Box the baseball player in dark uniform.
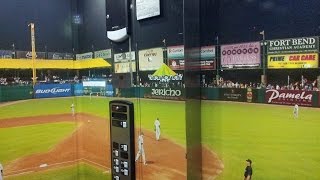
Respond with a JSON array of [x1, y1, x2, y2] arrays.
[[244, 159, 253, 180]]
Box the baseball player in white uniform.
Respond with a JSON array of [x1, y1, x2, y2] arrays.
[[293, 104, 299, 119], [135, 132, 147, 165], [71, 103, 75, 116], [0, 162, 3, 180], [154, 118, 161, 141]]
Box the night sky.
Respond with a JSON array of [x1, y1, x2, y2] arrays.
[[218, 0, 320, 44], [0, 0, 320, 52]]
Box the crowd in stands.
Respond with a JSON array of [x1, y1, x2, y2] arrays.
[[1, 74, 319, 91], [209, 77, 319, 91], [0, 74, 112, 86], [0, 77, 30, 86]]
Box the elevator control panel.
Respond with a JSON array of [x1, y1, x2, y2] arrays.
[[109, 100, 135, 180]]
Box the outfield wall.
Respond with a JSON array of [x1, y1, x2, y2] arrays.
[[0, 85, 33, 102], [118, 87, 320, 107], [0, 85, 319, 107]]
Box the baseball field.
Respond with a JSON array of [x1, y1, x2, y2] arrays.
[[0, 97, 220, 179], [0, 97, 319, 179], [202, 101, 320, 180]]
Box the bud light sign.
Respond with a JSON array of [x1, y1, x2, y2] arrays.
[[34, 84, 72, 98]]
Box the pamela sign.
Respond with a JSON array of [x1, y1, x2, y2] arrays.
[[34, 84, 72, 98], [265, 89, 313, 106]]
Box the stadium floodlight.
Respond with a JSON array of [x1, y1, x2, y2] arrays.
[[28, 23, 37, 88]]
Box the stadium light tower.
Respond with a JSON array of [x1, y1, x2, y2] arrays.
[[260, 30, 266, 75], [28, 23, 37, 87]]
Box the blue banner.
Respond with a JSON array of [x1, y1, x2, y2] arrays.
[[106, 84, 114, 97], [74, 83, 84, 96], [0, 50, 12, 59], [34, 84, 72, 98]]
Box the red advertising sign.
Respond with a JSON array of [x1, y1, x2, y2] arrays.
[[167, 46, 216, 70], [168, 59, 184, 70], [221, 42, 260, 68], [265, 89, 313, 106]]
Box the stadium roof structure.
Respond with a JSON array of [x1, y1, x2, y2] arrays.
[[0, 58, 111, 69]]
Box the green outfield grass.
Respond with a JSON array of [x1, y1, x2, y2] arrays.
[[6, 163, 110, 180], [3, 97, 320, 179], [77, 97, 186, 145], [0, 97, 185, 179], [0, 98, 76, 119], [202, 101, 320, 180], [0, 122, 76, 164], [0, 97, 186, 145]]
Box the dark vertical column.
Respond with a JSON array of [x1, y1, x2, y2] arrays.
[[183, 0, 202, 179]]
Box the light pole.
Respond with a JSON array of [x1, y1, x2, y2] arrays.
[[162, 38, 167, 65], [129, 36, 133, 86], [215, 36, 219, 81], [260, 30, 266, 75], [28, 23, 37, 87], [260, 30, 267, 86], [11, 43, 15, 59]]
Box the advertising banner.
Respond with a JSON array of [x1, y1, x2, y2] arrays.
[[76, 52, 93, 60], [168, 45, 216, 70], [48, 52, 63, 60], [219, 88, 247, 102], [47, 52, 74, 60], [144, 87, 185, 100], [221, 42, 260, 68], [83, 81, 106, 95], [64, 53, 74, 59], [0, 50, 12, 59], [94, 49, 112, 59], [139, 47, 163, 71], [268, 53, 318, 69], [106, 84, 114, 97], [114, 52, 135, 63], [265, 89, 313, 106], [167, 45, 184, 70], [83, 81, 106, 87], [200, 46, 216, 70], [267, 36, 319, 54], [184, 46, 217, 70], [168, 59, 184, 70], [115, 62, 136, 73], [74, 83, 84, 96], [167, 45, 184, 59], [34, 84, 72, 98], [16, 51, 46, 59]]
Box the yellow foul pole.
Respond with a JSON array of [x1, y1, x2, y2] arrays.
[[29, 23, 37, 87]]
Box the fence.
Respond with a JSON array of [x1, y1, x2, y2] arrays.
[[0, 85, 33, 102], [0, 85, 319, 108]]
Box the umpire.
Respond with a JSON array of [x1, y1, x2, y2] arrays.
[[244, 159, 253, 180]]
